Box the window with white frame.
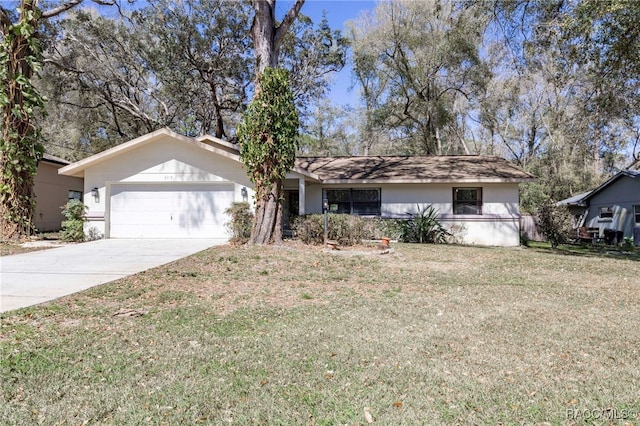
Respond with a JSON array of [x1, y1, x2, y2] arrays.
[[453, 187, 482, 215], [323, 188, 381, 215], [599, 206, 613, 220], [634, 205, 640, 223]]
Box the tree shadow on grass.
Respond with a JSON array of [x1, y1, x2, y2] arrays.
[[528, 241, 640, 262]]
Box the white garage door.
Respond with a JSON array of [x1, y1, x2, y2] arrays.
[[109, 183, 235, 239]]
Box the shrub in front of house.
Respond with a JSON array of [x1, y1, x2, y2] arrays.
[[61, 199, 87, 242], [292, 214, 394, 245], [621, 237, 636, 252], [225, 202, 254, 243], [292, 210, 454, 246]]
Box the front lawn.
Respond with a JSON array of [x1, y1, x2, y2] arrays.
[[1, 242, 639, 424]]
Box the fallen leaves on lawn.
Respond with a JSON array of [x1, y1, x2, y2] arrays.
[[364, 406, 374, 423]]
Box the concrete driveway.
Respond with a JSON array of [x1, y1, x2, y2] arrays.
[[0, 238, 225, 313]]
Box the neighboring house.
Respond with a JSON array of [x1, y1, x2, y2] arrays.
[[59, 128, 535, 246], [558, 171, 640, 245], [34, 153, 84, 232], [557, 191, 593, 224]]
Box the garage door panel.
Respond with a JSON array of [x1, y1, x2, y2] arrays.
[[109, 183, 234, 239]]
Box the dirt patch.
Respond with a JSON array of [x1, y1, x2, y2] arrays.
[[0, 242, 46, 256], [20, 240, 70, 249], [1, 235, 68, 256]]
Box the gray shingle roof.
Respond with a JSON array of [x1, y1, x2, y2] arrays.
[[295, 155, 535, 183], [42, 153, 70, 165]]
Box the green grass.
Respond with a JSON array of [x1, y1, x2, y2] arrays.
[[1, 242, 639, 424]]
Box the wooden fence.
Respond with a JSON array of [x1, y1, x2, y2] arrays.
[[520, 214, 544, 241]]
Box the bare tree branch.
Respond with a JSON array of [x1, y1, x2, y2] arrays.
[[273, 0, 304, 52], [41, 0, 83, 19], [41, 0, 116, 19]]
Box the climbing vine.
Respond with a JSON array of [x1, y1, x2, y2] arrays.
[[0, 1, 46, 239], [237, 68, 299, 200], [236, 67, 299, 244]]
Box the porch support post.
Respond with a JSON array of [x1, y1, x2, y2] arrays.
[[298, 178, 306, 215]]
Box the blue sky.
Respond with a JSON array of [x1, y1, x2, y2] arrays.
[[279, 0, 375, 28], [279, 0, 377, 106]]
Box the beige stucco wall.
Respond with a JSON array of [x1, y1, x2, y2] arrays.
[[34, 161, 84, 232]]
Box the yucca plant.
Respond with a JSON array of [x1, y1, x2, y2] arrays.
[[400, 204, 451, 244]]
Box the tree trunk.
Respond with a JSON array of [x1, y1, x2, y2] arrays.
[[248, 0, 304, 244], [251, 0, 305, 74], [251, 1, 277, 74], [2, 3, 125, 240], [250, 181, 283, 244]]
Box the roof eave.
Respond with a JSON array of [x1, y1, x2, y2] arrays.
[[41, 153, 70, 166], [59, 128, 245, 177], [320, 177, 536, 184], [288, 167, 322, 182]]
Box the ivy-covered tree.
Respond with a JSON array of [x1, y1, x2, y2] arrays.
[[237, 67, 299, 244], [1, 1, 45, 240], [0, 0, 114, 240], [238, 0, 304, 244]]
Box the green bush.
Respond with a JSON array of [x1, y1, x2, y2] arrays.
[[536, 199, 573, 248], [224, 202, 253, 243], [398, 205, 451, 244], [375, 219, 404, 241], [621, 237, 636, 252], [292, 214, 396, 245], [60, 199, 86, 242], [291, 212, 455, 246]]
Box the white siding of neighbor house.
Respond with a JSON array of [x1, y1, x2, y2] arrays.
[[584, 175, 640, 239], [82, 136, 254, 238], [304, 182, 521, 246]]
